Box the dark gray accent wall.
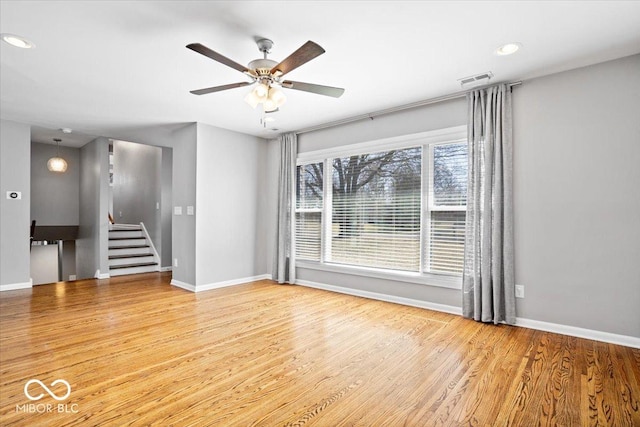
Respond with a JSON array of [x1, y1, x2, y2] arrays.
[[0, 120, 31, 288], [169, 124, 197, 285], [161, 147, 173, 269], [30, 142, 80, 226], [112, 140, 162, 251], [77, 137, 110, 279]]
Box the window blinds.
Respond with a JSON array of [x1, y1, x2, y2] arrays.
[[330, 148, 422, 272], [295, 139, 467, 276], [426, 143, 467, 274]]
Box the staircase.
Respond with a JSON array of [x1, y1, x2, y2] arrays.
[[108, 224, 158, 277]]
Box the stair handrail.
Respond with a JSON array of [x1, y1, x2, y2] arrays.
[[139, 222, 161, 272]]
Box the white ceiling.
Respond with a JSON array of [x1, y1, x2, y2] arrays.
[[2, 1, 640, 147]]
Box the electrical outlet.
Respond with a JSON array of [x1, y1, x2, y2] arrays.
[[174, 258, 178, 267], [515, 285, 525, 299], [6, 191, 21, 200]]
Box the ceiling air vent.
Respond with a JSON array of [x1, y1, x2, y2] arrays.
[[458, 71, 494, 88]]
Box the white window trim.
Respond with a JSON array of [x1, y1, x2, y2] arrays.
[[297, 260, 462, 290], [295, 125, 467, 290], [297, 125, 467, 165]]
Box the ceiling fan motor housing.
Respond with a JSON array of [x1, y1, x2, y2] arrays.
[[248, 58, 278, 76]]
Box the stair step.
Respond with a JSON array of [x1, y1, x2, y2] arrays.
[[108, 230, 143, 238], [109, 266, 157, 277], [109, 238, 148, 247], [109, 244, 150, 250], [109, 236, 146, 241], [109, 253, 153, 260], [110, 262, 158, 270], [109, 246, 152, 256], [109, 227, 141, 231], [109, 254, 155, 267]]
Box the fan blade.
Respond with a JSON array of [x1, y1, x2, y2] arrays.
[[281, 80, 345, 98], [270, 41, 325, 76], [187, 43, 253, 75], [190, 82, 252, 95]]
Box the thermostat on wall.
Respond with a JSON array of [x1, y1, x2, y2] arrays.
[[6, 191, 22, 200]]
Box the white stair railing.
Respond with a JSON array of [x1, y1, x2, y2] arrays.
[[139, 222, 161, 272]]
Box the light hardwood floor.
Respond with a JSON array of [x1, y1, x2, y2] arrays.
[[1, 272, 638, 426]]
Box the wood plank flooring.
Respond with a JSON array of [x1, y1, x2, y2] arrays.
[[0, 272, 638, 426]]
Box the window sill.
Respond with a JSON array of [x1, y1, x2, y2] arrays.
[[296, 260, 462, 290]]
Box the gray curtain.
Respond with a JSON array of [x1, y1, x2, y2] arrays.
[[272, 132, 297, 284], [462, 83, 516, 324]]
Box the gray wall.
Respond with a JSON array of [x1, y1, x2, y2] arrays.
[[30, 244, 58, 285], [30, 142, 80, 225], [195, 123, 267, 287], [77, 137, 110, 279], [277, 54, 640, 338], [0, 120, 31, 288], [30, 241, 76, 284], [112, 140, 162, 250], [513, 54, 640, 337], [169, 123, 197, 285], [161, 147, 173, 269]]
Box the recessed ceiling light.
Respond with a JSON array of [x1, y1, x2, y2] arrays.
[[495, 42, 521, 56], [1, 33, 35, 49]]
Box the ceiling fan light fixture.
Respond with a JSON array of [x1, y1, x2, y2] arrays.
[[188, 38, 343, 118], [269, 87, 286, 107], [254, 83, 269, 99], [263, 98, 278, 112], [244, 91, 261, 108]]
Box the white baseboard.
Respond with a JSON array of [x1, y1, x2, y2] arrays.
[[160, 266, 173, 272], [170, 279, 195, 292], [195, 274, 271, 292], [0, 279, 33, 292], [94, 270, 110, 280], [515, 318, 640, 349], [296, 279, 462, 315], [295, 279, 639, 349]]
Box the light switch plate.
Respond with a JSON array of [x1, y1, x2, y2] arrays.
[[174, 206, 182, 215]]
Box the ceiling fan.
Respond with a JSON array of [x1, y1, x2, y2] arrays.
[[186, 38, 345, 113]]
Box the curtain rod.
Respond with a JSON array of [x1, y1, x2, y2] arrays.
[[295, 81, 522, 135]]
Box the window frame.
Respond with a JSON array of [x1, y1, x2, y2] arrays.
[[295, 125, 467, 289], [423, 142, 468, 277]]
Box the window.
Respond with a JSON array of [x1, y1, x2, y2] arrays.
[[330, 147, 422, 272], [295, 127, 467, 284], [426, 143, 467, 274], [295, 163, 323, 261]]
